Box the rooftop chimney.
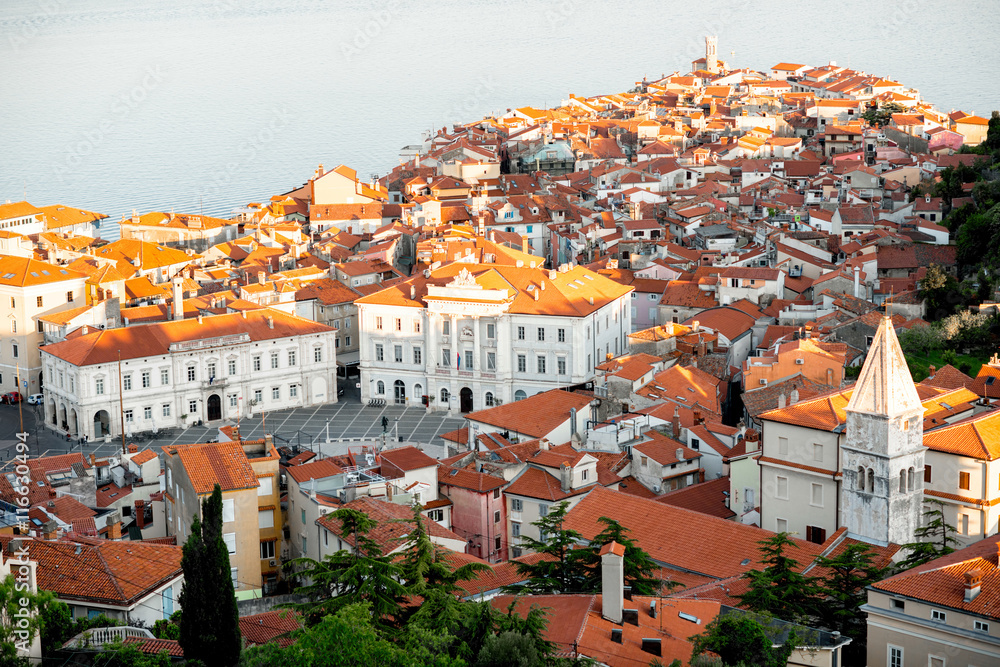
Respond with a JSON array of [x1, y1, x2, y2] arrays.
[[672, 405, 680, 439], [676, 447, 684, 461], [539, 438, 550, 451], [266, 316, 274, 329], [778, 392, 787, 409], [560, 463, 572, 493], [172, 276, 184, 320], [929, 365, 936, 377], [600, 541, 626, 624], [790, 385, 799, 405], [964, 569, 982, 602]]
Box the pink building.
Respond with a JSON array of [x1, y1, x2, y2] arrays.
[[438, 466, 508, 563]]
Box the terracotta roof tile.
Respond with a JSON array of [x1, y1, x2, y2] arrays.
[[379, 446, 438, 473], [315, 496, 463, 554], [239, 610, 302, 646], [165, 441, 260, 494], [285, 458, 344, 484], [438, 466, 506, 492], [120, 637, 184, 657], [466, 389, 593, 438]]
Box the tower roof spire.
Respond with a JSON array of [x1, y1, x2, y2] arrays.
[[846, 315, 922, 417]]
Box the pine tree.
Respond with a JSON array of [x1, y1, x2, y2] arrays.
[[735, 532, 818, 624], [576, 517, 668, 596], [506, 501, 589, 593], [178, 484, 241, 667], [897, 500, 960, 571], [812, 543, 888, 664]]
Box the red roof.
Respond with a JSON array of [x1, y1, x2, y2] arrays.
[[379, 446, 438, 473], [656, 477, 736, 520], [239, 610, 302, 646], [285, 458, 343, 484], [466, 389, 593, 438], [164, 441, 260, 495]]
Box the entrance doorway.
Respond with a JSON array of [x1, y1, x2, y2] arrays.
[[94, 410, 110, 436], [393, 380, 406, 405], [460, 387, 473, 413], [207, 394, 221, 421]]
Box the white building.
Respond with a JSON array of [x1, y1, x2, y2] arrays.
[[40, 308, 336, 439], [355, 262, 633, 413]]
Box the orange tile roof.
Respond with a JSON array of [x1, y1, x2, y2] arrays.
[[316, 496, 462, 554], [438, 466, 507, 492], [923, 409, 1000, 460], [239, 610, 302, 646], [2, 535, 182, 606], [633, 432, 701, 466], [505, 466, 595, 502], [43, 308, 331, 366], [39, 204, 107, 229], [564, 486, 826, 579], [130, 449, 157, 466], [465, 389, 594, 438], [120, 637, 184, 657], [379, 446, 438, 473], [46, 496, 97, 523], [656, 477, 735, 519], [165, 441, 260, 494], [96, 482, 133, 508], [0, 255, 87, 287], [285, 458, 344, 484], [92, 239, 197, 271]]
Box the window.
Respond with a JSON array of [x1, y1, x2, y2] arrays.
[[313, 347, 322, 363], [485, 392, 494, 407], [186, 367, 195, 382], [268, 352, 277, 369], [891, 599, 904, 610], [960, 471, 970, 490], [493, 488, 501, 499], [931, 609, 947, 622], [494, 510, 501, 523], [391, 317, 400, 332], [776, 476, 788, 499], [413, 320, 421, 333], [272, 386, 280, 400], [376, 381, 385, 395], [539, 504, 549, 517], [690, 438, 700, 450], [36, 296, 43, 307], [258, 509, 274, 529], [123, 374, 132, 391], [10, 322, 15, 335], [413, 347, 422, 364], [495, 535, 501, 552], [537, 327, 545, 341], [375, 344, 384, 362], [141, 371, 150, 388], [961, 514, 969, 535], [124, 409, 134, 423], [143, 406, 152, 420], [975, 620, 989, 632], [95, 378, 104, 395], [813, 443, 823, 461], [394, 345, 402, 363], [582, 469, 588, 481], [511, 547, 522, 558], [558, 328, 565, 342], [512, 522, 521, 537], [229, 394, 238, 407], [465, 351, 473, 370], [517, 355, 526, 373], [536, 356, 546, 374], [517, 326, 525, 340], [776, 518, 787, 533], [161, 369, 169, 385], [440, 388, 449, 403], [228, 359, 237, 375], [223, 532, 236, 554], [260, 541, 275, 559], [289, 384, 298, 398], [641, 456, 648, 468], [805, 525, 826, 544], [253, 355, 261, 372], [924, 465, 932, 483], [511, 499, 522, 512], [345, 336, 351, 346], [487, 323, 495, 339], [222, 499, 235, 523], [162, 403, 171, 417], [811, 483, 823, 507], [778, 437, 788, 455], [188, 399, 197, 414], [375, 316, 383, 330], [231, 567, 238, 588], [441, 348, 451, 367], [442, 320, 450, 335], [486, 351, 496, 371], [253, 390, 262, 403], [557, 356, 566, 375]]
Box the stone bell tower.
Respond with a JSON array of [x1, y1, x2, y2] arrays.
[[705, 36, 719, 73], [841, 315, 925, 546]]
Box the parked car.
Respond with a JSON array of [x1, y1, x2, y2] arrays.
[[27, 393, 44, 405], [1, 392, 23, 404]]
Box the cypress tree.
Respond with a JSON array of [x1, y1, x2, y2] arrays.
[[178, 483, 242, 666]]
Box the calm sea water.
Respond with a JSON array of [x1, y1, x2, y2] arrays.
[[1, 0, 997, 235]]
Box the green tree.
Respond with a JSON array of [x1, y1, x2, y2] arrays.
[[898, 500, 961, 571], [0, 573, 56, 665], [812, 543, 888, 664], [576, 517, 667, 596], [285, 507, 407, 627], [861, 102, 905, 128], [507, 502, 589, 594], [178, 484, 241, 667], [735, 532, 818, 624], [956, 203, 1000, 270], [690, 613, 797, 667], [93, 639, 173, 667], [897, 324, 943, 357], [985, 110, 1000, 151], [152, 610, 181, 640], [475, 631, 541, 667], [919, 264, 962, 321]]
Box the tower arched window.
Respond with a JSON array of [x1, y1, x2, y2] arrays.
[[908, 467, 915, 491], [867, 469, 875, 493], [858, 466, 866, 492], [900, 469, 907, 493]]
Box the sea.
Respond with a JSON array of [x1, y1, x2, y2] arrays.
[[1, 0, 997, 241]]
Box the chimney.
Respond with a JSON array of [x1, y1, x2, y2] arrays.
[[600, 541, 626, 624], [778, 392, 787, 409], [964, 570, 982, 602], [90, 454, 97, 466], [410, 285, 416, 300], [257, 271, 265, 284], [134, 500, 147, 529], [266, 316, 274, 329], [692, 320, 700, 333], [82, 326, 88, 335], [539, 438, 550, 451], [107, 513, 122, 540], [672, 405, 680, 439], [790, 385, 799, 405], [560, 463, 572, 493], [676, 447, 684, 461], [264, 434, 274, 450], [929, 365, 936, 377], [172, 276, 184, 320], [128, 443, 138, 453], [197, 315, 203, 325]]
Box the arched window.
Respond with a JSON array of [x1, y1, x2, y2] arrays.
[[908, 467, 915, 492], [440, 387, 450, 403], [858, 466, 866, 492], [485, 392, 494, 407], [376, 381, 384, 395], [514, 390, 527, 401], [900, 469, 907, 493], [414, 383, 423, 399], [867, 469, 875, 493]]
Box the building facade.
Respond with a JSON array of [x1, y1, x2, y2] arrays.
[[356, 262, 632, 413], [40, 309, 336, 439]]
